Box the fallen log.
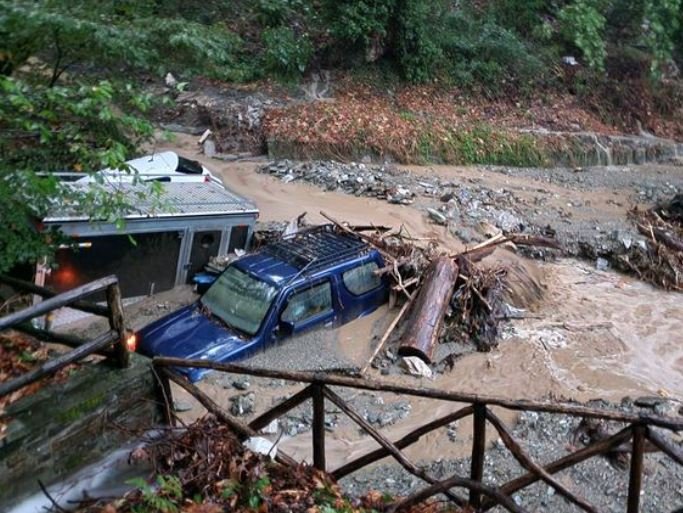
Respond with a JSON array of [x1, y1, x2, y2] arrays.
[[397, 256, 459, 364]]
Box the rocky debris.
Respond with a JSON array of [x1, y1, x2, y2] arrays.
[[232, 377, 251, 390], [230, 392, 255, 416], [172, 400, 192, 413], [363, 400, 412, 428], [156, 85, 288, 154], [259, 159, 683, 289], [258, 160, 542, 247]]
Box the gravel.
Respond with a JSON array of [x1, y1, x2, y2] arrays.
[[258, 160, 683, 263]]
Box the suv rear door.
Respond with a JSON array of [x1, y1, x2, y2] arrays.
[[338, 258, 387, 322]]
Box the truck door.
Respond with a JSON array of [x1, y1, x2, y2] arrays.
[[338, 259, 388, 322], [278, 280, 336, 335]]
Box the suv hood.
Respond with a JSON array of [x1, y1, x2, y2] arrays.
[[138, 303, 258, 380]]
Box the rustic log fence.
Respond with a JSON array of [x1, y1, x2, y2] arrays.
[[0, 275, 130, 398], [153, 356, 683, 513]]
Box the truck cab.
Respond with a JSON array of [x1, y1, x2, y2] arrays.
[[137, 225, 388, 381]]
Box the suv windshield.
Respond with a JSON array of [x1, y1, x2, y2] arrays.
[[201, 266, 277, 335]]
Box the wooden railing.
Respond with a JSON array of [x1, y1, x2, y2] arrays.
[[153, 357, 683, 513], [0, 275, 130, 398]]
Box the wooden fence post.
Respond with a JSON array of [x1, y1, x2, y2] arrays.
[[312, 383, 326, 471], [154, 365, 175, 426], [470, 403, 487, 508], [627, 424, 646, 513], [106, 282, 129, 367]]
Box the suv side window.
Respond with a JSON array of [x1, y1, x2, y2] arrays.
[[343, 261, 382, 295], [281, 282, 332, 323]]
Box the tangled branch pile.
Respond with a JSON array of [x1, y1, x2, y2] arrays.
[[320, 212, 554, 364], [616, 194, 683, 291], [76, 416, 446, 513]]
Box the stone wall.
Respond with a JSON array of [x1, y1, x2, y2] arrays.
[[0, 354, 163, 509]]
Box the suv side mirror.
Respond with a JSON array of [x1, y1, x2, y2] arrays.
[[278, 320, 295, 337]]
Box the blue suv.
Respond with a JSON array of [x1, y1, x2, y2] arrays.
[[137, 225, 389, 381]]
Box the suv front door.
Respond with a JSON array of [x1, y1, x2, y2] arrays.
[[279, 280, 336, 335]]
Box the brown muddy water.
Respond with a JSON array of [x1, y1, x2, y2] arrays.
[[160, 136, 682, 470]]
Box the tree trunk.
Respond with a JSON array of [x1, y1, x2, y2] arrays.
[[397, 256, 459, 363]]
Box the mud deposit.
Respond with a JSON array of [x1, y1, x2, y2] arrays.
[[98, 135, 683, 507]]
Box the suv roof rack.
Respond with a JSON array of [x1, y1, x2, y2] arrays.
[[263, 224, 370, 273]]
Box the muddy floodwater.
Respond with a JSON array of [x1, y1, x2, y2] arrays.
[[154, 135, 682, 472]]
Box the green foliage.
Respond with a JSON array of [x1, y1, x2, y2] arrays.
[[558, 0, 607, 71], [262, 26, 313, 79], [438, 12, 544, 92], [0, 0, 245, 84], [0, 76, 155, 273], [256, 0, 312, 27], [393, 0, 443, 83], [128, 475, 183, 513], [324, 0, 395, 48], [641, 0, 682, 78], [488, 0, 550, 38], [417, 126, 547, 167]]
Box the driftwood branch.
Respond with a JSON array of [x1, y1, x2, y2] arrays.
[[454, 233, 561, 260], [320, 211, 396, 262], [360, 298, 413, 374], [637, 224, 683, 252]]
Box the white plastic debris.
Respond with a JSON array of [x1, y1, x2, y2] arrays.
[[165, 72, 177, 87], [260, 419, 279, 435], [245, 437, 278, 458], [401, 356, 433, 379]]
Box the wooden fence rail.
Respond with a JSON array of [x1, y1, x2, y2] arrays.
[[152, 357, 683, 513], [0, 275, 129, 398]]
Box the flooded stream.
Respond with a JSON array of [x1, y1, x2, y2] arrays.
[[153, 135, 682, 471]]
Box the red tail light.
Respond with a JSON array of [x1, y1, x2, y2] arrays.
[[125, 332, 138, 352]]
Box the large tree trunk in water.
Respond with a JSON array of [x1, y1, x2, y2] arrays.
[[398, 256, 459, 364]]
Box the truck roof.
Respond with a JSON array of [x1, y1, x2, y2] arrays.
[[235, 225, 376, 286], [44, 181, 258, 223]]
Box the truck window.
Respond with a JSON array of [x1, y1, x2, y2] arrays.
[[342, 262, 382, 295], [281, 282, 332, 323]]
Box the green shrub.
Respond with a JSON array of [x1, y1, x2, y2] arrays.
[[393, 0, 443, 83], [438, 12, 544, 92], [262, 26, 313, 78], [323, 0, 395, 49], [558, 1, 607, 71]]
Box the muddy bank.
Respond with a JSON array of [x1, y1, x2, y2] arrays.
[[157, 81, 683, 167]]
